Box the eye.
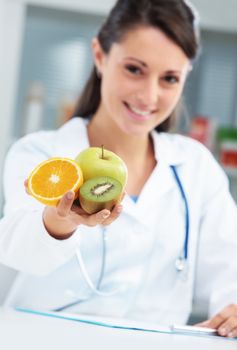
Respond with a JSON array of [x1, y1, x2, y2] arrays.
[[163, 75, 179, 84], [125, 64, 143, 76]]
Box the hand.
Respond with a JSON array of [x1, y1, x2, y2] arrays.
[[195, 304, 237, 338], [24, 180, 124, 240]]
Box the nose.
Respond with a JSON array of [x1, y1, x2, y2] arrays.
[[136, 78, 159, 110]]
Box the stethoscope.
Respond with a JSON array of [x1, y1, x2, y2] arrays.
[[170, 165, 190, 273], [54, 165, 190, 312]]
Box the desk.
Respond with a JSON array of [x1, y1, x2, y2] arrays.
[[0, 308, 236, 350]]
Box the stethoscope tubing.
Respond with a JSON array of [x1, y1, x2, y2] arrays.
[[170, 165, 190, 260], [53, 165, 190, 312]]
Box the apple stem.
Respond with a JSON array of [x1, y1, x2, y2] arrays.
[[101, 144, 104, 159]]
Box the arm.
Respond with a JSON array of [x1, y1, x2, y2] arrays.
[[193, 161, 237, 337], [0, 132, 78, 275], [0, 133, 121, 275]]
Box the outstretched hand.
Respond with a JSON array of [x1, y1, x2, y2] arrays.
[[195, 304, 237, 338], [24, 180, 124, 240]]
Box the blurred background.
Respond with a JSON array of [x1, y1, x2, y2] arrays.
[[1, 0, 237, 308]]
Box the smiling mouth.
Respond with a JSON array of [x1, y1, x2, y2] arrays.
[[124, 102, 155, 119]]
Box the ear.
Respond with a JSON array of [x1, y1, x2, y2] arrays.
[[91, 37, 106, 75]]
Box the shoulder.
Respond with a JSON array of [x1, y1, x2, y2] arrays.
[[4, 117, 89, 176], [7, 117, 88, 160], [7, 129, 56, 161], [168, 134, 225, 176], [153, 131, 216, 165], [153, 131, 229, 194]]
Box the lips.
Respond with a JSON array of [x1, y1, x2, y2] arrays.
[[129, 105, 151, 116], [124, 102, 155, 121]]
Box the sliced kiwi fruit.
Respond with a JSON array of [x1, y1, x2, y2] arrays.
[[79, 176, 123, 214]]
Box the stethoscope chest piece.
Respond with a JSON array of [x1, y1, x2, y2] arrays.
[[175, 257, 186, 271], [175, 256, 188, 281]]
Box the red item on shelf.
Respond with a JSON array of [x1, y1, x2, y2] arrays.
[[220, 142, 237, 168], [189, 116, 215, 150]]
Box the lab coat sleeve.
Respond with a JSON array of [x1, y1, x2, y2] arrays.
[[0, 132, 80, 275], [193, 153, 237, 317]]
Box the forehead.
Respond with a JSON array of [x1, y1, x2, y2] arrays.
[[110, 26, 189, 70]]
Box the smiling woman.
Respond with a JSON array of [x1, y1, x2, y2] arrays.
[[90, 26, 191, 136], [74, 0, 199, 133], [1, 0, 237, 339]]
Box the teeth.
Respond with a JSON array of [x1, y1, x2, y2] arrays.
[[129, 105, 151, 116]]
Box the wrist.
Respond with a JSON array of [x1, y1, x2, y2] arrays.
[[43, 208, 78, 240], [46, 229, 76, 240]]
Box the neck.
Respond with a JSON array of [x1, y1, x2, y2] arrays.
[[87, 113, 153, 165], [87, 110, 157, 196]]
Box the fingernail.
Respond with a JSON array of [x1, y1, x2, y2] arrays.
[[219, 328, 227, 336], [102, 211, 110, 219], [66, 192, 74, 200], [228, 332, 234, 338], [116, 205, 123, 213]]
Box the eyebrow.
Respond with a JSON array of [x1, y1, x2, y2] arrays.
[[165, 70, 182, 75], [124, 57, 147, 67]]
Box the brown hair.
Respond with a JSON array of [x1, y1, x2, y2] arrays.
[[73, 0, 200, 132]]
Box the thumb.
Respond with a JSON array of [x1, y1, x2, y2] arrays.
[[194, 320, 211, 327], [24, 179, 30, 194], [56, 191, 75, 217]]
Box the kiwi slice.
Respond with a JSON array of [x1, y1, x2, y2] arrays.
[[79, 176, 122, 214]]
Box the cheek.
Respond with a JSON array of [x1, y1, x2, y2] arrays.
[[102, 73, 133, 106], [162, 87, 183, 111]]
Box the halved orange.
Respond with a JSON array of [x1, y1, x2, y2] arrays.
[[28, 157, 83, 206]]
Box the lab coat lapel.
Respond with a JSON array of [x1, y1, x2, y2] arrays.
[[122, 131, 186, 228], [122, 161, 176, 227]]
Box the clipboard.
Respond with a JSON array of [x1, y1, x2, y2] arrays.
[[15, 307, 236, 341], [15, 307, 171, 334]]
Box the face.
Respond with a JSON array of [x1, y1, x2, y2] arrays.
[[93, 26, 191, 136]]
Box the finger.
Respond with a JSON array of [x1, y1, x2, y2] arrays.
[[226, 327, 237, 339], [71, 203, 89, 216], [71, 199, 99, 218], [24, 179, 30, 194], [84, 209, 111, 227], [200, 304, 237, 330], [217, 315, 237, 337], [120, 191, 126, 202], [195, 320, 212, 327], [56, 191, 75, 217], [102, 204, 123, 226]]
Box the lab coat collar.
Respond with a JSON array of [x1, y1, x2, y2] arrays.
[[151, 130, 186, 166], [54, 118, 186, 166], [122, 131, 187, 228]]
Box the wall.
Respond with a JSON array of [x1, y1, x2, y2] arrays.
[[192, 0, 237, 33], [21, 0, 116, 14], [0, 0, 25, 210]]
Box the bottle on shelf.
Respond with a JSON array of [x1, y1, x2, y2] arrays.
[[216, 127, 237, 178], [188, 115, 217, 152], [22, 81, 45, 135]]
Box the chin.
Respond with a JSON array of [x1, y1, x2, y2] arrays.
[[120, 123, 151, 137]]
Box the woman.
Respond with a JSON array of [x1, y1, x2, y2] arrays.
[[1, 0, 237, 337]]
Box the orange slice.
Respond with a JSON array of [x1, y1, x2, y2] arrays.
[[28, 157, 83, 206]]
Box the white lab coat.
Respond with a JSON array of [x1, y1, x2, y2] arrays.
[[0, 117, 237, 326]]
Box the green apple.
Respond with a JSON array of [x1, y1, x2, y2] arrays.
[[75, 146, 128, 189]]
